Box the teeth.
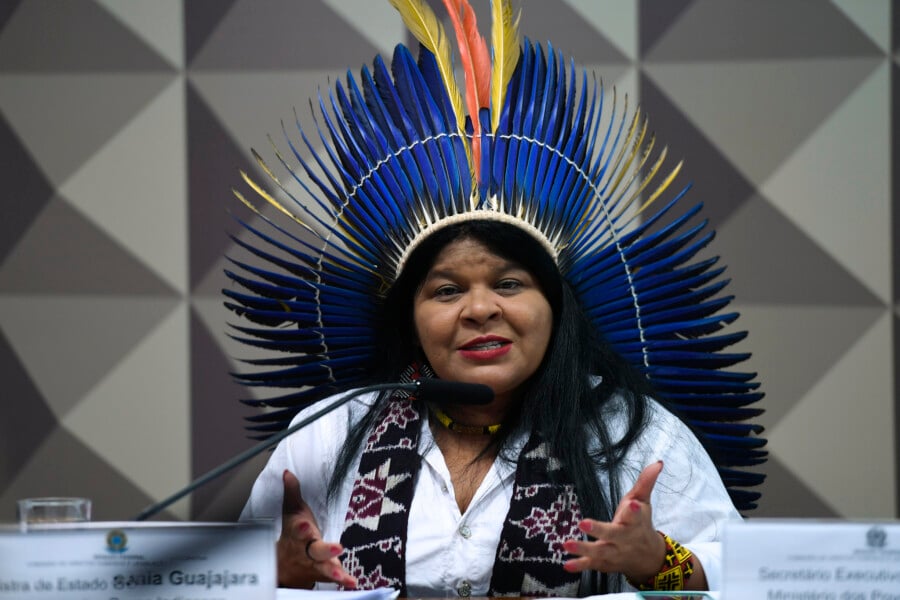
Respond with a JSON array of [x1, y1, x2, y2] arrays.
[[468, 341, 503, 350]]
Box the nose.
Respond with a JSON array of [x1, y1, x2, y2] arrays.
[[460, 286, 501, 324]]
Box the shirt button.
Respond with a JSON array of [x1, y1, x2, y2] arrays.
[[441, 484, 449, 493], [457, 580, 472, 597], [459, 524, 472, 539]]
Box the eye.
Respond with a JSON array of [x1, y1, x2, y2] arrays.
[[495, 278, 523, 292], [433, 284, 461, 299]]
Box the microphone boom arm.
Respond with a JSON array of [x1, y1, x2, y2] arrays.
[[133, 382, 412, 521]]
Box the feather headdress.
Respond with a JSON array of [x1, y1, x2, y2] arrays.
[[224, 0, 766, 510]]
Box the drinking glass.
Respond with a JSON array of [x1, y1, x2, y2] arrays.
[[16, 497, 91, 530]]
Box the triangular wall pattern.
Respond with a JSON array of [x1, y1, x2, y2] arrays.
[[0, 0, 895, 523]]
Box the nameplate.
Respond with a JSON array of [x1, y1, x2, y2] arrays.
[[0, 520, 275, 599], [723, 519, 900, 599]]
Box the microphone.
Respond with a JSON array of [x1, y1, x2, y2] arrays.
[[133, 379, 493, 521], [414, 379, 493, 405]]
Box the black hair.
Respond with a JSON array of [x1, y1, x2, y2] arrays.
[[327, 220, 657, 534]]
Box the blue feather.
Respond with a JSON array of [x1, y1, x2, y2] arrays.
[[225, 32, 767, 510]]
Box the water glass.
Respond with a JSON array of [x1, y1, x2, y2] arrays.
[[16, 497, 91, 530]]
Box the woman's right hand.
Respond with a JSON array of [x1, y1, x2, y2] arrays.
[[277, 469, 358, 589]]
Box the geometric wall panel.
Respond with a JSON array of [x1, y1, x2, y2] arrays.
[[562, 0, 639, 62], [192, 452, 270, 522], [894, 22, 900, 519], [0, 0, 896, 524], [638, 0, 692, 58], [189, 301, 263, 518], [762, 62, 891, 304], [0, 295, 179, 417], [753, 455, 840, 518], [509, 0, 630, 65], [0, 74, 175, 186], [0, 427, 160, 522], [188, 71, 347, 163], [0, 110, 53, 262], [0, 331, 56, 487], [735, 304, 885, 426], [96, 0, 184, 70], [321, 0, 407, 57], [716, 198, 883, 306], [637, 74, 756, 229], [0, 199, 177, 296], [0, 3, 21, 32], [768, 310, 894, 518], [184, 0, 236, 66], [832, 1, 891, 54], [189, 0, 381, 70], [644, 58, 882, 185], [61, 78, 188, 295], [644, 1, 881, 62], [186, 81, 256, 292], [62, 302, 191, 520], [0, 0, 172, 72]]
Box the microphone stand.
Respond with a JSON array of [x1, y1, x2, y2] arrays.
[[133, 383, 413, 521]]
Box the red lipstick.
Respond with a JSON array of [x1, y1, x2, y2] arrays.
[[458, 335, 511, 360]]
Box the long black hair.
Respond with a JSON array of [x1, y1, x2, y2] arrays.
[[326, 220, 658, 527]]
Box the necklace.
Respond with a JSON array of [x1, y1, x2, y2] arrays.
[[430, 405, 502, 436]]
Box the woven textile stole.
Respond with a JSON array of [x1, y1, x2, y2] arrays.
[[338, 398, 420, 595], [339, 399, 583, 597], [488, 437, 583, 597]]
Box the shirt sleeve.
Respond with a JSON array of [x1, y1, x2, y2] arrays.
[[238, 425, 294, 531], [239, 392, 373, 540], [618, 399, 743, 591]]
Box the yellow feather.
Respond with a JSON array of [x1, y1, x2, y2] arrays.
[[238, 169, 312, 233], [490, 0, 520, 133], [388, 0, 466, 133]]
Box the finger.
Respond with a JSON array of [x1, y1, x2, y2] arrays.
[[330, 565, 358, 588], [611, 462, 662, 525], [562, 538, 605, 557], [304, 539, 344, 563], [312, 557, 357, 588], [281, 469, 305, 515], [624, 460, 663, 505], [281, 471, 323, 543], [611, 490, 650, 525], [287, 519, 313, 541], [577, 519, 616, 541], [563, 555, 592, 573], [562, 538, 617, 574]]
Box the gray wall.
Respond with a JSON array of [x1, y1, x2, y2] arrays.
[[0, 0, 896, 522]]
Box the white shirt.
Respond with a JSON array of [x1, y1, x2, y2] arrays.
[[241, 391, 741, 595]]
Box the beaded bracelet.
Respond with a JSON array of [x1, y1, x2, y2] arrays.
[[626, 531, 694, 591]]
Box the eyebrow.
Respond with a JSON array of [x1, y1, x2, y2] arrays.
[[416, 261, 542, 298], [424, 260, 528, 281]]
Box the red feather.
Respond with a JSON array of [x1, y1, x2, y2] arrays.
[[442, 0, 490, 180], [457, 0, 491, 107]]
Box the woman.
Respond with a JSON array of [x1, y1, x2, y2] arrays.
[[229, 0, 765, 595], [240, 221, 742, 595]]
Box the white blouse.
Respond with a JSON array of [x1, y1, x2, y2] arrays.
[[240, 391, 742, 595]]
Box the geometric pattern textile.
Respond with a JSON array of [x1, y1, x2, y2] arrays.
[[0, 0, 895, 522]]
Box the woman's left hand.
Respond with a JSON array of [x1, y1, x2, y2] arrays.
[[561, 460, 668, 583]]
